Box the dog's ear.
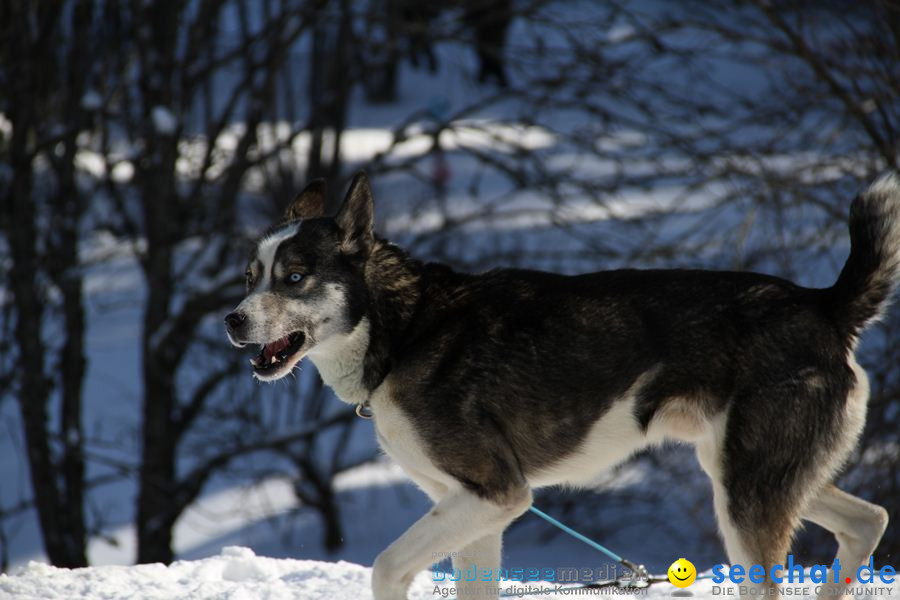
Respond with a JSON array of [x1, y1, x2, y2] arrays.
[[335, 171, 374, 256], [282, 179, 327, 223]]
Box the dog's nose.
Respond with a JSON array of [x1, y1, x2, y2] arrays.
[[224, 311, 246, 333]]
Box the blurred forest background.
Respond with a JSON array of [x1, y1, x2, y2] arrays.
[[0, 0, 898, 574]]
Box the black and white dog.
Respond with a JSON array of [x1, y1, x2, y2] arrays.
[[225, 173, 898, 599]]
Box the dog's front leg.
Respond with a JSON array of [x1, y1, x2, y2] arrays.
[[452, 534, 502, 599], [372, 487, 531, 600]]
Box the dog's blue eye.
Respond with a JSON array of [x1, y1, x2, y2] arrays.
[[288, 273, 304, 283]]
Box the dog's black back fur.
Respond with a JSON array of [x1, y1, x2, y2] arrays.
[[371, 261, 843, 499]]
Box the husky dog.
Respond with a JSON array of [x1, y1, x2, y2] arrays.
[[225, 172, 898, 599]]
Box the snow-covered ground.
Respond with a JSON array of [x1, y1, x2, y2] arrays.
[[4, 547, 899, 600]]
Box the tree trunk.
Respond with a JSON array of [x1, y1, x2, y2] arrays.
[[50, 0, 94, 562], [295, 458, 344, 553], [2, 2, 88, 568], [133, 0, 183, 564], [306, 0, 351, 203], [135, 137, 179, 566], [135, 223, 179, 564]]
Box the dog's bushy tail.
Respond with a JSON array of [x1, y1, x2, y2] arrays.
[[829, 171, 900, 336]]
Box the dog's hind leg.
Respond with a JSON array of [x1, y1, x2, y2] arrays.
[[799, 360, 888, 596], [696, 414, 801, 599], [697, 360, 880, 599], [372, 486, 531, 600], [799, 360, 888, 577], [802, 484, 888, 581]]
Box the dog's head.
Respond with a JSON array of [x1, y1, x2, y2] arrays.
[[225, 172, 374, 381]]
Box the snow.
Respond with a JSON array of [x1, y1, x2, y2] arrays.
[[0, 112, 13, 138], [3, 548, 897, 599], [151, 106, 178, 135], [74, 150, 106, 178], [0, 547, 384, 600], [81, 90, 103, 111], [110, 161, 135, 183], [604, 25, 637, 44]]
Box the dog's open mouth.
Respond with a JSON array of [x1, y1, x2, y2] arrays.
[[250, 331, 306, 376]]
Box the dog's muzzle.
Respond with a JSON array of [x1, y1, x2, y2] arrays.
[[224, 311, 309, 380], [224, 311, 248, 347]]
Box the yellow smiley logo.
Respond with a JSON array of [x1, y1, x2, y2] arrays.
[[667, 558, 697, 588]]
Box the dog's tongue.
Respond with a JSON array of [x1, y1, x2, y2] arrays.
[[263, 335, 291, 361]]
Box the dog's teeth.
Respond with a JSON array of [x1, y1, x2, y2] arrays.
[[250, 357, 259, 367], [270, 356, 277, 364]]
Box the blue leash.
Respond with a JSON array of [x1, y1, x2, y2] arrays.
[[522, 505, 656, 588], [495, 506, 656, 597], [527, 506, 624, 563]]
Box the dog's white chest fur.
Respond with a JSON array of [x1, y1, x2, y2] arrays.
[[307, 317, 371, 405]]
